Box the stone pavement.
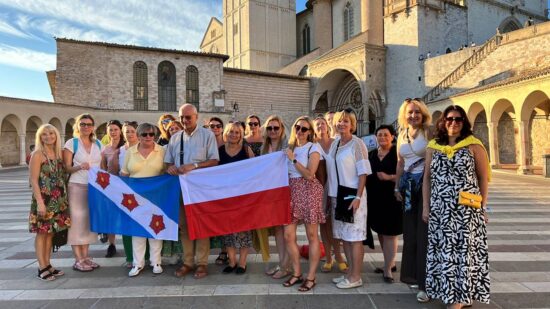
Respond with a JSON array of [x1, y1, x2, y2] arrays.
[[1, 168, 550, 309]]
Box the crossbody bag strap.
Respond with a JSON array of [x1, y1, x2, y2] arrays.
[[334, 140, 341, 187], [179, 134, 184, 166]]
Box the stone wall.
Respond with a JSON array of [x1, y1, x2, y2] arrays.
[[473, 111, 490, 158], [0, 121, 19, 166], [332, 0, 363, 48], [296, 9, 315, 57], [498, 112, 517, 164], [529, 116, 550, 166], [55, 40, 225, 112], [424, 48, 476, 90], [222, 68, 310, 126]]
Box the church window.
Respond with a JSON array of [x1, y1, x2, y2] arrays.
[[158, 61, 176, 111], [302, 24, 311, 55], [186, 65, 199, 110], [133, 61, 148, 111], [211, 29, 216, 38], [233, 23, 238, 35], [344, 2, 354, 41]]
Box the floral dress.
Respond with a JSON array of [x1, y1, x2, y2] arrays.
[[426, 147, 490, 304], [29, 157, 71, 234]]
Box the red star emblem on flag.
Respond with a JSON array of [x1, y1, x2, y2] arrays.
[[149, 214, 165, 234], [96, 172, 110, 189], [121, 193, 139, 211]]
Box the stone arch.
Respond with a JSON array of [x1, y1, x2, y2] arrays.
[[1, 114, 23, 166], [499, 16, 522, 33], [26, 116, 42, 156], [491, 99, 517, 165], [431, 111, 442, 124], [522, 90, 550, 167], [49, 117, 63, 133], [369, 90, 386, 131], [65, 119, 75, 142], [469, 103, 490, 159]]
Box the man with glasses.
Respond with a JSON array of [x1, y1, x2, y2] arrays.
[[165, 103, 219, 279]]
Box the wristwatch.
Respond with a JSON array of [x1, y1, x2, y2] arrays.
[[292, 159, 297, 164], [193, 163, 199, 169]]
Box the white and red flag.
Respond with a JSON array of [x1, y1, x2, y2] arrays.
[[179, 152, 291, 240]]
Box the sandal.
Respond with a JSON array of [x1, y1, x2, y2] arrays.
[[321, 261, 333, 273], [265, 265, 280, 276], [272, 268, 290, 279], [46, 264, 64, 277], [282, 274, 303, 287], [37, 267, 56, 281], [73, 260, 93, 272], [298, 278, 316, 292], [338, 262, 349, 273], [215, 252, 228, 265], [374, 266, 397, 274]]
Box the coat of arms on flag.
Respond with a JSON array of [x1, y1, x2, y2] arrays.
[[88, 168, 180, 241]]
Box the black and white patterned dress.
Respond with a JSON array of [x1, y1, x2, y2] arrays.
[[426, 147, 490, 304]]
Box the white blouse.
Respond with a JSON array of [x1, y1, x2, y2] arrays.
[[64, 138, 102, 184], [287, 142, 322, 178], [326, 136, 372, 197], [398, 131, 427, 174]]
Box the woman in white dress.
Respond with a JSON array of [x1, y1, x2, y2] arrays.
[[326, 109, 371, 289]]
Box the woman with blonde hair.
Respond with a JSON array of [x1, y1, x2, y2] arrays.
[[394, 98, 432, 302], [218, 122, 255, 274], [261, 115, 291, 279], [29, 124, 70, 281], [244, 115, 263, 156], [326, 109, 371, 289], [313, 116, 347, 273], [157, 114, 176, 146], [283, 116, 324, 292], [63, 113, 102, 272]]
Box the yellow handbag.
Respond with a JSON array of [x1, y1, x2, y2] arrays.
[[458, 191, 482, 209]]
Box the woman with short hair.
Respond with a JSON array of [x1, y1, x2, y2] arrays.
[[63, 113, 102, 272], [121, 123, 166, 277], [326, 109, 371, 289], [219, 122, 255, 274], [100, 119, 125, 258], [30, 124, 70, 281], [423, 105, 490, 308], [208, 117, 225, 148], [244, 115, 263, 156], [283, 116, 324, 292], [394, 98, 432, 302]]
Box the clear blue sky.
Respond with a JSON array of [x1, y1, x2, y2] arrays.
[[0, 0, 545, 102]]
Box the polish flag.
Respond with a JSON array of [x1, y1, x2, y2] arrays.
[[179, 152, 291, 240]]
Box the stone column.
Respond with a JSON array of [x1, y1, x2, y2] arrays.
[[364, 0, 384, 46], [516, 120, 531, 174], [312, 0, 333, 54], [19, 134, 26, 166], [487, 122, 500, 168]]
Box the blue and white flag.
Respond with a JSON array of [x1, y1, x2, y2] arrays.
[[88, 167, 180, 241]]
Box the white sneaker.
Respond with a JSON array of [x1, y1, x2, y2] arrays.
[[152, 264, 163, 274], [416, 291, 429, 303], [332, 275, 345, 284], [128, 266, 143, 277], [336, 278, 363, 289]]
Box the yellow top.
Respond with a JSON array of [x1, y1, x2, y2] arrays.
[[122, 143, 165, 178], [427, 135, 491, 181]]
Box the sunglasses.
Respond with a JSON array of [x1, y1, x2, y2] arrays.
[[79, 122, 94, 128], [140, 132, 155, 137], [266, 126, 280, 132], [248, 122, 259, 127], [445, 116, 464, 123], [209, 124, 223, 129], [295, 125, 310, 133]]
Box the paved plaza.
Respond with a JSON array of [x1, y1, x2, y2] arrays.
[[0, 168, 549, 308]]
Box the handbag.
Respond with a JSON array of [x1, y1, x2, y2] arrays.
[[52, 229, 68, 253], [458, 191, 482, 209], [334, 140, 355, 223]]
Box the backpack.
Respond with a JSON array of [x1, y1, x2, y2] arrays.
[[72, 138, 101, 165]]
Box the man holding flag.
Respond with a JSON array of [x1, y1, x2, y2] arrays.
[[165, 103, 219, 279]]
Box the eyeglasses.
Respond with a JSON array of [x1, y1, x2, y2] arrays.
[[266, 126, 280, 132], [248, 122, 259, 127], [295, 125, 310, 133], [445, 116, 464, 123], [180, 115, 194, 121], [140, 132, 155, 137], [209, 124, 223, 129], [79, 122, 94, 128]]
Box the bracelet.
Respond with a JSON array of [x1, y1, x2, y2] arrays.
[[354, 196, 361, 200]]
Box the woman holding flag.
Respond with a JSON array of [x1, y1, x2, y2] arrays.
[[121, 123, 166, 277], [284, 116, 324, 292]]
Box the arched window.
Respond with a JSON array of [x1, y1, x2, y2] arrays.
[[302, 24, 311, 55], [186, 65, 199, 110], [133, 61, 148, 111], [344, 2, 354, 41], [158, 61, 176, 111], [499, 17, 522, 33]]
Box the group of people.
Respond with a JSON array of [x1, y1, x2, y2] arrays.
[[29, 98, 490, 308]]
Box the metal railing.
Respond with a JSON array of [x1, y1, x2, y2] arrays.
[[422, 33, 502, 103]]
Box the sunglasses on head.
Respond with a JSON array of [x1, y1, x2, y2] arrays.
[[107, 120, 121, 126], [295, 125, 310, 133], [124, 121, 138, 126], [266, 126, 280, 132], [209, 124, 223, 129], [341, 108, 354, 114], [140, 132, 155, 137], [405, 97, 422, 102], [445, 116, 464, 123], [79, 122, 94, 128], [161, 118, 173, 124]]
